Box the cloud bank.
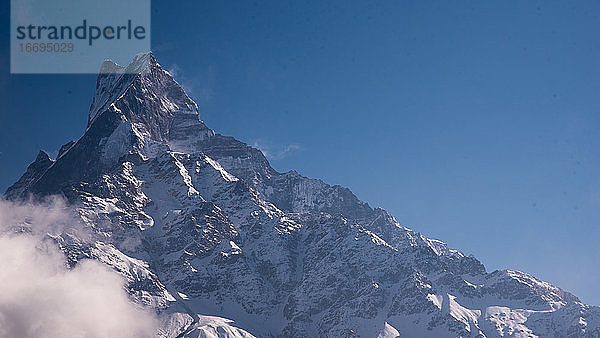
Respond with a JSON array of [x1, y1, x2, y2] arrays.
[[0, 198, 158, 338]]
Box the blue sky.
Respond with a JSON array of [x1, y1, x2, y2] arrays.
[[1, 1, 599, 304]]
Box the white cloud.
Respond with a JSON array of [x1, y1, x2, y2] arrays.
[[166, 63, 215, 107], [0, 198, 158, 338], [252, 140, 301, 161]]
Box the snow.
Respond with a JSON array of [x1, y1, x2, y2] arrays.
[[377, 322, 400, 338], [446, 294, 482, 333], [205, 156, 239, 182], [484, 306, 536, 337], [8, 52, 600, 338], [160, 313, 255, 338], [427, 293, 443, 310]]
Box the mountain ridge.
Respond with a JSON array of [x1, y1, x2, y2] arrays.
[[5, 52, 600, 337]]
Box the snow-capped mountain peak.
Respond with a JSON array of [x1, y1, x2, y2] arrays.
[[88, 52, 209, 145], [5, 54, 600, 337]]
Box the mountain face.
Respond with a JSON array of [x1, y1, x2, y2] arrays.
[[6, 53, 600, 338]]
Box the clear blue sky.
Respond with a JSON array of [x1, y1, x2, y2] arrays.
[[1, 1, 599, 304]]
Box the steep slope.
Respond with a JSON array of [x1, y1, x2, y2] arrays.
[[6, 53, 600, 337]]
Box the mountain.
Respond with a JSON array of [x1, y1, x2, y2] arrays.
[[6, 53, 600, 337]]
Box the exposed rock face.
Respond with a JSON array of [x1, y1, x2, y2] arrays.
[[6, 53, 600, 337], [5, 150, 54, 199]]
